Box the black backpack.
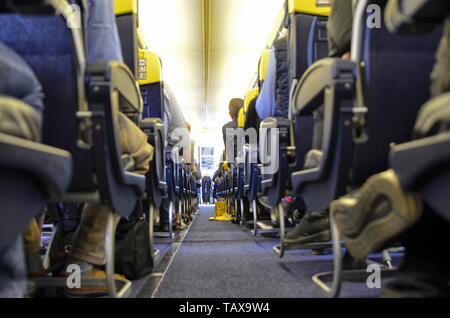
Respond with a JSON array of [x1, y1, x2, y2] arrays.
[[47, 203, 82, 275], [114, 217, 153, 280]]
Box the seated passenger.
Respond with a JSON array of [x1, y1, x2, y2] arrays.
[[283, 0, 354, 245], [68, 0, 154, 294], [0, 41, 46, 297], [163, 82, 188, 150], [332, 8, 450, 297], [222, 98, 244, 161], [158, 82, 189, 232], [327, 0, 353, 60], [255, 3, 290, 121], [307, 0, 353, 165], [15, 0, 154, 296], [255, 28, 289, 120]]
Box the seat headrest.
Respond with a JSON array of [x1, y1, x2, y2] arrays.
[[114, 0, 138, 16], [138, 50, 163, 85], [288, 0, 331, 17], [237, 108, 245, 128], [244, 88, 259, 113], [258, 50, 271, 84]]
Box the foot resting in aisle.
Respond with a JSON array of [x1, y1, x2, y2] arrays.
[[284, 211, 331, 244]]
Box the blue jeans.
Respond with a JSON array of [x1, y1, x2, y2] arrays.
[[0, 42, 44, 122], [86, 0, 124, 63], [0, 236, 26, 298], [0, 41, 44, 298]]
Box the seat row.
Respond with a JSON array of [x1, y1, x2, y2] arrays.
[[218, 0, 450, 297], [0, 0, 199, 297]]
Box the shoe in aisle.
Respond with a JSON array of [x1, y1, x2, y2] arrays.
[[330, 170, 423, 260], [284, 211, 331, 244]]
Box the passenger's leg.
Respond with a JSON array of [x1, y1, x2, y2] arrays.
[[85, 0, 124, 63], [382, 206, 450, 298], [0, 236, 26, 298], [0, 97, 41, 142], [382, 19, 450, 297], [159, 198, 170, 231], [0, 43, 44, 120], [430, 19, 450, 98], [68, 113, 153, 273], [23, 218, 45, 277], [0, 97, 43, 296]]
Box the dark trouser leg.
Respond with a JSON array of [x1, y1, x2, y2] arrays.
[[0, 235, 26, 298], [160, 198, 170, 225], [430, 19, 450, 98], [384, 205, 450, 297]]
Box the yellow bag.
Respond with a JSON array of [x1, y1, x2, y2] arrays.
[[214, 201, 227, 217], [209, 201, 232, 221]]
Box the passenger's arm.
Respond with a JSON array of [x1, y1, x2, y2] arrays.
[[164, 84, 187, 145], [85, 0, 124, 63], [327, 0, 353, 58], [385, 0, 450, 34]]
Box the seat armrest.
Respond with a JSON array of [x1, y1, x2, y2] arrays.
[[87, 60, 143, 116], [290, 58, 355, 206], [141, 118, 167, 205], [259, 117, 290, 206], [390, 132, 450, 190], [293, 58, 355, 117], [0, 133, 72, 198], [87, 61, 145, 198]]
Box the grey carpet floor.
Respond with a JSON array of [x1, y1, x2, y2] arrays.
[[149, 205, 399, 298]]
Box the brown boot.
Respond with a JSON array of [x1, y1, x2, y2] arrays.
[[64, 267, 126, 297]]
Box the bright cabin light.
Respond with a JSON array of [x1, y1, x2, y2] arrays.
[[139, 0, 284, 165]]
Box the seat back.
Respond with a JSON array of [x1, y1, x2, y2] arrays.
[[288, 6, 330, 90], [289, 0, 443, 211], [288, 0, 330, 172], [350, 0, 442, 186], [139, 51, 165, 120], [115, 0, 139, 78], [260, 0, 331, 202], [258, 50, 271, 89], [0, 14, 94, 192], [0, 10, 145, 216]]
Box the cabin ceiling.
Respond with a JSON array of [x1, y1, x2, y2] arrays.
[[139, 0, 284, 145]]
